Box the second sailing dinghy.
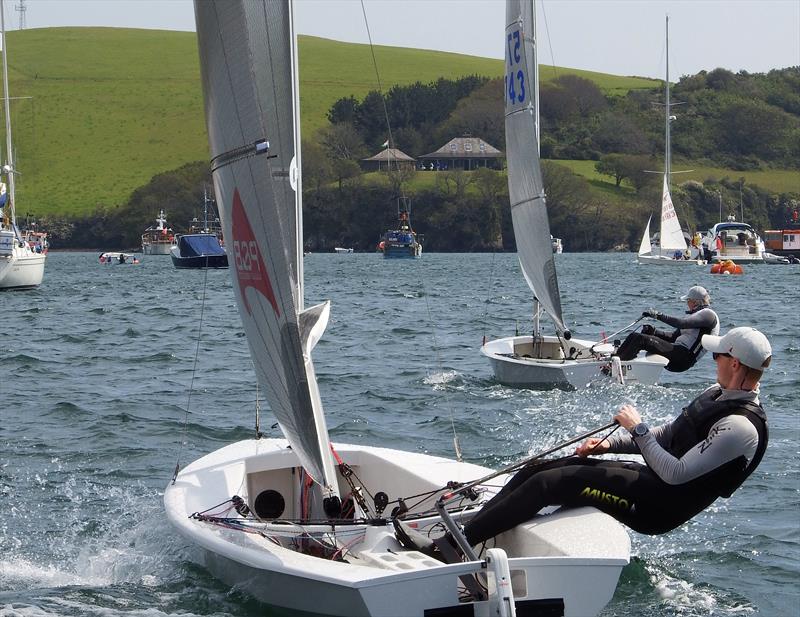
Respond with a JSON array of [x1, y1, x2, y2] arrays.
[[636, 16, 704, 267], [165, 2, 630, 615], [481, 0, 667, 389]]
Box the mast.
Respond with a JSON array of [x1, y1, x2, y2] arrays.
[[664, 15, 671, 185], [1, 0, 15, 226], [289, 0, 304, 311]]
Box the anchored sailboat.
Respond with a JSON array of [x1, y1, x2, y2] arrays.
[[481, 1, 667, 389], [165, 2, 630, 615], [0, 2, 45, 289], [637, 16, 704, 266]]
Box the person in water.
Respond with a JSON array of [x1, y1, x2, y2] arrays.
[[614, 285, 719, 372], [459, 326, 771, 548]]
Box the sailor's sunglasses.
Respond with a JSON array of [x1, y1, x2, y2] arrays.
[[712, 352, 732, 360]]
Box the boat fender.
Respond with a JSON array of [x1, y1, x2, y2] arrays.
[[254, 489, 285, 519]]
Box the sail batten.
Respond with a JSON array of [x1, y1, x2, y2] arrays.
[[505, 1, 565, 332], [194, 0, 337, 496]]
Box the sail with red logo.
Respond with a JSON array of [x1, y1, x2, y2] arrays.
[[195, 0, 337, 510]]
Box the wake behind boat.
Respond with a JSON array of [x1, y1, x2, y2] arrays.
[[165, 2, 630, 615], [481, 1, 666, 389], [0, 4, 45, 290]]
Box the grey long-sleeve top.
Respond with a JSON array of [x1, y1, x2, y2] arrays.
[[655, 306, 719, 357], [605, 386, 760, 485]]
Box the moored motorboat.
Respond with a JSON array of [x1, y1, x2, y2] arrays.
[[170, 234, 227, 269], [141, 209, 175, 255], [380, 197, 422, 258], [702, 216, 766, 264]]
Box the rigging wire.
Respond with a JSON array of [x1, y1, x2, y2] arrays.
[[172, 263, 211, 483], [358, 0, 463, 461]]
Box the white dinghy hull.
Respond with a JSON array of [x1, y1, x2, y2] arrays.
[[637, 254, 705, 266], [166, 439, 630, 617], [481, 335, 667, 389]]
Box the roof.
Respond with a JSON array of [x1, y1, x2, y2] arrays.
[[419, 136, 503, 159], [362, 147, 416, 162]]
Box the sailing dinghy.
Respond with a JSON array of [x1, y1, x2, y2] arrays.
[[636, 17, 704, 267], [481, 1, 667, 389], [165, 2, 630, 615]]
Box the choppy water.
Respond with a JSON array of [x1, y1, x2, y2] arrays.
[[2, 252, 798, 616]]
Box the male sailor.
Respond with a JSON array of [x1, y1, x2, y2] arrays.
[[458, 327, 770, 548], [614, 285, 719, 372]]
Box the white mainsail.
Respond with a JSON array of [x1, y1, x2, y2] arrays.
[[194, 1, 337, 495], [505, 0, 565, 333], [658, 174, 687, 252]]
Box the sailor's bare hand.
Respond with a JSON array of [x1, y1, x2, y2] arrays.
[[576, 438, 609, 457], [614, 404, 642, 431]]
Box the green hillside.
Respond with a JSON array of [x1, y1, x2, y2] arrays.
[[2, 27, 659, 217]]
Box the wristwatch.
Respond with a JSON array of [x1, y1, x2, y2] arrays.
[[632, 422, 649, 438]]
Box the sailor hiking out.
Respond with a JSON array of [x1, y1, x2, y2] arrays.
[[615, 285, 719, 372], [444, 327, 772, 552]]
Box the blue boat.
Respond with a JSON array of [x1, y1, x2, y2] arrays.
[[380, 197, 422, 258], [171, 189, 229, 269], [170, 233, 228, 269]]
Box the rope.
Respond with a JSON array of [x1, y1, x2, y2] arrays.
[[171, 264, 211, 484]]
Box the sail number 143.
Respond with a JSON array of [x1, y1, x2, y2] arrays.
[[506, 29, 526, 105]]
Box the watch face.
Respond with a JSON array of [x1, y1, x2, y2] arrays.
[[635, 423, 647, 436]]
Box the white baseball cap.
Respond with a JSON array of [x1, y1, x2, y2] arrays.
[[681, 285, 710, 303], [702, 327, 772, 369]]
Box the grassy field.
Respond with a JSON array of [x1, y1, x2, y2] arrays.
[[2, 27, 662, 217], [556, 160, 800, 195], [3, 29, 794, 219]]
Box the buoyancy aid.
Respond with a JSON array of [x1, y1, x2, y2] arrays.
[[668, 386, 768, 498]]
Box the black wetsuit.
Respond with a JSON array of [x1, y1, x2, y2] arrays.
[[464, 386, 767, 545], [615, 305, 719, 372]]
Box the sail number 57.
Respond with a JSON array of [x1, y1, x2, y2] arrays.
[[506, 29, 526, 105]]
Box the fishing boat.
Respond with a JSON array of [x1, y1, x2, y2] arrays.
[[141, 209, 175, 255], [165, 2, 630, 615], [380, 197, 422, 258], [170, 189, 228, 269], [481, 2, 667, 389], [0, 4, 45, 290], [636, 17, 704, 267]]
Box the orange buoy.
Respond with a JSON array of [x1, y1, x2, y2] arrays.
[[712, 259, 743, 274]]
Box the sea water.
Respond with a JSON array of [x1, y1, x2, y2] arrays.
[[1, 252, 798, 616]]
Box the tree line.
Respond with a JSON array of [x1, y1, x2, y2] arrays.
[[37, 67, 799, 252]]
